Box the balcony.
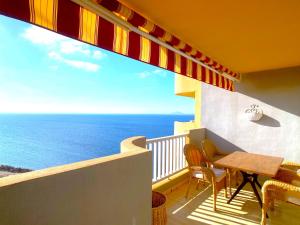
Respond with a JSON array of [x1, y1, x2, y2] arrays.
[[1, 0, 300, 225], [146, 128, 299, 225], [0, 127, 299, 225]]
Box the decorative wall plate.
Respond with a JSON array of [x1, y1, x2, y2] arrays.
[[245, 104, 263, 121]]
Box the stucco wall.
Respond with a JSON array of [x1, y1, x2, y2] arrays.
[[174, 74, 201, 134], [0, 149, 152, 225], [189, 128, 206, 148], [201, 66, 300, 162]]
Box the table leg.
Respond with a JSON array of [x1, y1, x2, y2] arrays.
[[253, 174, 262, 189], [249, 179, 262, 207], [227, 172, 268, 218], [227, 172, 249, 204], [249, 178, 268, 218]]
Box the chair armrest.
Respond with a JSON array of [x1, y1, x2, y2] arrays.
[[281, 161, 300, 172], [262, 180, 300, 200]]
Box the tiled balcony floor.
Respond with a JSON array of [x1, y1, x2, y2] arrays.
[[166, 181, 299, 225]]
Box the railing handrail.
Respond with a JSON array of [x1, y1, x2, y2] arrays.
[[146, 133, 188, 143]]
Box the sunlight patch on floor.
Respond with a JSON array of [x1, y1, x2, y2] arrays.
[[166, 182, 299, 225]]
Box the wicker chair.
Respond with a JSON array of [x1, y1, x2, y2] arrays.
[[184, 143, 227, 211], [261, 161, 300, 225], [280, 161, 300, 172], [201, 139, 237, 195], [201, 139, 228, 163]]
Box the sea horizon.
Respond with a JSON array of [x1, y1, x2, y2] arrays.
[[0, 113, 193, 170], [0, 112, 193, 116]]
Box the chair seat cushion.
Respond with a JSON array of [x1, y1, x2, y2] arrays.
[[193, 170, 204, 179], [192, 168, 226, 182], [212, 168, 227, 182]]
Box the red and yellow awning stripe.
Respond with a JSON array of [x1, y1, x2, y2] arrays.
[[0, 0, 234, 91], [95, 0, 240, 80]]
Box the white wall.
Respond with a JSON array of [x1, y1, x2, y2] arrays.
[[0, 149, 152, 225], [201, 66, 300, 162]]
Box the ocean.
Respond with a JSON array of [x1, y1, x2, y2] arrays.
[[0, 114, 193, 170]]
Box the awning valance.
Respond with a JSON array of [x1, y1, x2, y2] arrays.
[[0, 0, 236, 91]]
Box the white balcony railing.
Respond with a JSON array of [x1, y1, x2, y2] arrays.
[[146, 133, 188, 183]]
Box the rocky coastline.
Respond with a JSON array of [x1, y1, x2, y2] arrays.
[[0, 165, 32, 178]]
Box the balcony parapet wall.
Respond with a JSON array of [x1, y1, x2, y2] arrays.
[[0, 139, 152, 225], [121, 136, 146, 153]]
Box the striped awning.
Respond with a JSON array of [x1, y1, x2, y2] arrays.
[[96, 0, 240, 81], [0, 0, 237, 91]]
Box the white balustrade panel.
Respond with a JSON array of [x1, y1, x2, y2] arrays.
[[146, 134, 188, 183]]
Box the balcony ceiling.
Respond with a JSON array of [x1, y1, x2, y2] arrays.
[[119, 0, 300, 73]]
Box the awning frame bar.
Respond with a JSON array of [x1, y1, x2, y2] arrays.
[[71, 0, 239, 82]]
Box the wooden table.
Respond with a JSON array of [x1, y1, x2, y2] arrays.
[[215, 151, 283, 210]]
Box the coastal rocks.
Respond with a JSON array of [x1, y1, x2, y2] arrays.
[[0, 165, 32, 178]]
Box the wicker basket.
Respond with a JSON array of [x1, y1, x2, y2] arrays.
[[152, 191, 167, 225]]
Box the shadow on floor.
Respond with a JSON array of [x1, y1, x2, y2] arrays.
[[166, 182, 299, 225]]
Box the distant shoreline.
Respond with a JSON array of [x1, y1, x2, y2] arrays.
[[0, 165, 32, 178]]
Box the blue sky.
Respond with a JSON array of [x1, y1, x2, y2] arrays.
[[0, 15, 194, 114]]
